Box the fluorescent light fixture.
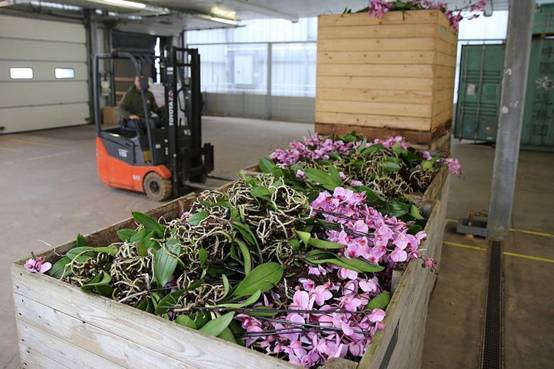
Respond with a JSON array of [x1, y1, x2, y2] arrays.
[[102, 0, 146, 9], [30, 1, 81, 11], [210, 5, 236, 20], [198, 14, 240, 26]]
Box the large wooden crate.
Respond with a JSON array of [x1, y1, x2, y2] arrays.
[[11, 171, 449, 369], [315, 10, 457, 144]]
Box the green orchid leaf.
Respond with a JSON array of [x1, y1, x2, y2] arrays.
[[175, 315, 196, 329], [422, 160, 434, 171], [295, 230, 311, 247], [155, 279, 203, 315], [218, 326, 237, 343], [75, 234, 87, 247], [200, 312, 235, 337], [219, 290, 262, 309], [116, 228, 136, 242], [153, 238, 181, 287], [232, 263, 283, 298], [132, 212, 164, 238], [308, 238, 343, 250], [366, 291, 391, 310], [187, 211, 209, 226], [48, 256, 71, 279], [251, 186, 272, 201], [410, 205, 425, 220], [199, 247, 208, 268], [235, 239, 252, 275], [81, 271, 112, 297]]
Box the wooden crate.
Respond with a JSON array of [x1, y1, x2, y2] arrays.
[[316, 10, 457, 143], [11, 171, 449, 369]]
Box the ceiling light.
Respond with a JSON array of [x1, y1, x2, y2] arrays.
[[210, 5, 236, 20], [198, 14, 240, 26], [102, 0, 146, 9]]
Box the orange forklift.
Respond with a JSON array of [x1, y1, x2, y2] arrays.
[[93, 47, 215, 201]]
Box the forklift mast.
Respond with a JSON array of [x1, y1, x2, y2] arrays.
[[163, 47, 214, 196]]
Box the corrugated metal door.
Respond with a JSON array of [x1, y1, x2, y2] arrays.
[[455, 44, 504, 141], [0, 15, 89, 133], [521, 38, 554, 147]]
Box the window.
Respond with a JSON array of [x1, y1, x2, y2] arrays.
[[10, 67, 33, 79], [55, 68, 75, 79], [271, 43, 316, 97], [196, 43, 268, 94]]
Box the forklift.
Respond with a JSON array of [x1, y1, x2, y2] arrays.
[[93, 47, 215, 201]]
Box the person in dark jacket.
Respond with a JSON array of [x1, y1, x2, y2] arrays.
[[119, 76, 160, 120]]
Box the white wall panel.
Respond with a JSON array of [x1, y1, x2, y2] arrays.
[[0, 61, 87, 82], [0, 39, 87, 62], [0, 15, 85, 43], [0, 81, 88, 108], [0, 15, 88, 133], [0, 104, 89, 133], [204, 93, 314, 123]]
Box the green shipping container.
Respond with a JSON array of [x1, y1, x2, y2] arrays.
[[455, 39, 554, 150]]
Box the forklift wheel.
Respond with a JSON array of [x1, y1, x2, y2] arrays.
[[143, 172, 172, 201]]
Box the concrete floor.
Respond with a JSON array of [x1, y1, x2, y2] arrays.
[[1, 117, 553, 369]]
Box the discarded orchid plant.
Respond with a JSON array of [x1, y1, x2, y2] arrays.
[[344, 0, 488, 30], [24, 135, 457, 368], [261, 133, 460, 228]]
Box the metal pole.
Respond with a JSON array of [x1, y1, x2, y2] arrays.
[[266, 43, 273, 120], [487, 0, 535, 240]]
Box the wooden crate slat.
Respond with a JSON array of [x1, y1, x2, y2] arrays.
[[317, 51, 438, 65], [318, 10, 442, 27], [317, 76, 434, 90], [316, 87, 433, 105], [14, 295, 194, 369], [318, 38, 437, 52], [316, 99, 433, 118], [16, 320, 125, 369], [358, 179, 448, 369], [19, 343, 73, 369], [316, 111, 432, 131], [12, 265, 299, 369], [318, 23, 437, 40], [317, 63, 436, 78]]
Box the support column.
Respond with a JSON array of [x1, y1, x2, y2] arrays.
[[487, 0, 535, 240]]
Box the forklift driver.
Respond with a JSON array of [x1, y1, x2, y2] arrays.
[[118, 75, 162, 131]]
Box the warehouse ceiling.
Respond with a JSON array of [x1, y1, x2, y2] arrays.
[[1, 0, 553, 34]]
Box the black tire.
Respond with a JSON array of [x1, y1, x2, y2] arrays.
[[143, 172, 172, 201]]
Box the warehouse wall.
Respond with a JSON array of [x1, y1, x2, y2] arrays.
[[204, 93, 314, 123], [0, 15, 89, 133]]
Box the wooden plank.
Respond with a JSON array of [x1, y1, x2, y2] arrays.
[[318, 10, 442, 27], [317, 76, 434, 90], [317, 51, 438, 65], [318, 38, 436, 52], [19, 344, 73, 369], [318, 24, 437, 40], [12, 266, 297, 369], [316, 87, 433, 105], [14, 295, 194, 369], [435, 51, 456, 66], [317, 64, 435, 78], [436, 24, 458, 45], [315, 120, 451, 144], [16, 320, 124, 369], [316, 111, 431, 131], [316, 99, 432, 118], [358, 187, 447, 369]]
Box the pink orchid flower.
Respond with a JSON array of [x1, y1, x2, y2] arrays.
[[368, 308, 386, 323], [24, 256, 52, 274]]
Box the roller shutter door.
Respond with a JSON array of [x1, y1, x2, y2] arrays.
[[0, 15, 89, 133]]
